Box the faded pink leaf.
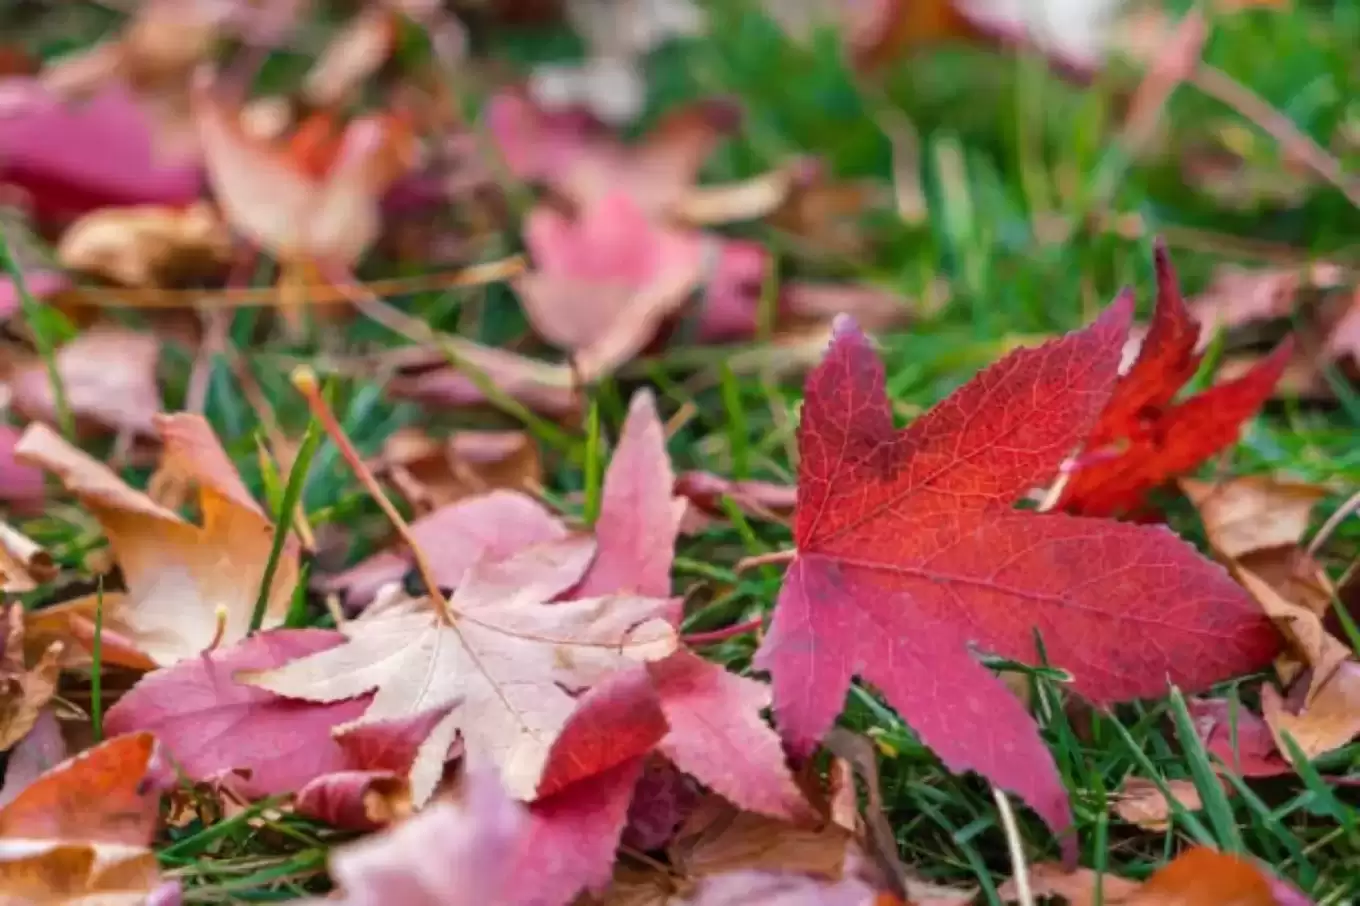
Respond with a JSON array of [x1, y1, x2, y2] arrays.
[[322, 490, 568, 609], [11, 327, 163, 438]]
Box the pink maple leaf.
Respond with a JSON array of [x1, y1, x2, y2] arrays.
[[0, 79, 200, 222], [755, 302, 1281, 856], [105, 629, 371, 797], [518, 193, 766, 380], [573, 390, 810, 822]]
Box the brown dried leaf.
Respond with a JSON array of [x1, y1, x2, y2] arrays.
[[669, 796, 850, 881], [1111, 777, 1204, 831], [1189, 263, 1344, 336], [0, 605, 62, 752], [14, 415, 297, 667], [0, 522, 55, 594], [57, 201, 232, 289], [1240, 567, 1346, 681], [1180, 476, 1328, 559], [1263, 660, 1360, 762], [378, 428, 542, 513]]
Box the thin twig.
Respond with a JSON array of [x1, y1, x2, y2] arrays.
[[993, 788, 1035, 906], [1192, 65, 1360, 210], [68, 257, 526, 308], [292, 367, 455, 627], [1307, 487, 1360, 558]]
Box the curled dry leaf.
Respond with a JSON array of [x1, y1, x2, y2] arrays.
[[757, 300, 1279, 858], [376, 427, 541, 514], [0, 732, 167, 895], [9, 326, 163, 439], [321, 489, 567, 610], [246, 536, 677, 804], [1237, 569, 1350, 704], [0, 605, 61, 753], [1180, 476, 1328, 562], [1059, 244, 1292, 517], [16, 414, 298, 667], [0, 522, 55, 593], [1181, 476, 1335, 645], [57, 201, 232, 288], [105, 629, 371, 798]]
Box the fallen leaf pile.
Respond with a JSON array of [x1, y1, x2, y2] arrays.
[[0, 1, 1350, 905]]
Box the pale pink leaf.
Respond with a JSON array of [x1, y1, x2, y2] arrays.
[[323, 490, 567, 608]]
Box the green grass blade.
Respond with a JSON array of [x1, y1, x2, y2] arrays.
[[250, 421, 321, 635]]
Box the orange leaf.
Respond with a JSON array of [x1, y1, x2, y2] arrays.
[[1131, 847, 1289, 905]]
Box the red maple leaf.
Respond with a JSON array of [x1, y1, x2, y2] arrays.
[[755, 298, 1280, 855], [1057, 243, 1293, 518]]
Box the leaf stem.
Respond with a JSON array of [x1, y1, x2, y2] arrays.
[[292, 366, 456, 627], [681, 616, 764, 646], [734, 548, 795, 573], [250, 420, 321, 634]]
